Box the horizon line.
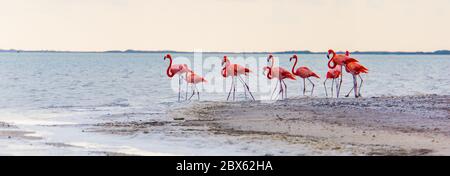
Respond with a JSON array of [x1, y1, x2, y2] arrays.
[[1, 48, 450, 55]]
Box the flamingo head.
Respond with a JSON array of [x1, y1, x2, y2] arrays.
[[222, 56, 229, 66], [164, 54, 172, 60], [327, 49, 335, 60], [328, 49, 334, 55], [346, 51, 350, 56], [267, 54, 274, 63], [290, 54, 298, 62]]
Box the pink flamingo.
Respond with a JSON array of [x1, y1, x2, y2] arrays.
[[164, 54, 191, 102], [344, 60, 369, 98], [263, 55, 296, 100], [222, 56, 255, 101], [323, 64, 342, 97], [185, 71, 207, 100], [289, 55, 320, 96], [323, 51, 349, 97], [327, 50, 359, 98]]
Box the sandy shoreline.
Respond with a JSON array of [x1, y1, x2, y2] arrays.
[[1, 95, 449, 155], [172, 95, 450, 155]]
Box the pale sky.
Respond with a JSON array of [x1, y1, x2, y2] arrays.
[[1, 0, 449, 52]]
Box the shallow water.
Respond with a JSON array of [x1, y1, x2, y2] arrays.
[[0, 52, 448, 155]]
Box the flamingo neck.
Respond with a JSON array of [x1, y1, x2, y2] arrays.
[[166, 57, 174, 77], [270, 57, 275, 68], [291, 58, 298, 74], [269, 58, 275, 79], [267, 67, 273, 79], [328, 50, 337, 69]]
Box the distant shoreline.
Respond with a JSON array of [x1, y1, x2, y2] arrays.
[[1, 49, 450, 55]]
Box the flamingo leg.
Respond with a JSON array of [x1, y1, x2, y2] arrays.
[[243, 79, 248, 99], [331, 79, 335, 98], [238, 75, 255, 101], [274, 80, 283, 100], [278, 80, 284, 100], [337, 66, 343, 98], [178, 75, 182, 102], [282, 80, 287, 99], [227, 77, 234, 101], [335, 79, 339, 97], [323, 79, 328, 97], [237, 76, 247, 99], [303, 78, 306, 96], [358, 75, 364, 97], [245, 75, 256, 101], [234, 77, 237, 101], [185, 73, 188, 101], [188, 84, 196, 100], [353, 75, 358, 98], [307, 78, 315, 96], [270, 80, 279, 100], [195, 84, 200, 100], [345, 86, 354, 97]]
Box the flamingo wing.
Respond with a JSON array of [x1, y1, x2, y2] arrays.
[[347, 62, 368, 74], [297, 67, 320, 79], [227, 64, 251, 76]]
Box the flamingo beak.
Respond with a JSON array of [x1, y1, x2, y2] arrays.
[[326, 54, 330, 60], [289, 57, 293, 62]]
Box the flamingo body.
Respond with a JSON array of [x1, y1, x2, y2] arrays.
[[185, 72, 207, 84], [326, 65, 342, 79], [293, 67, 320, 79], [345, 61, 368, 75], [222, 61, 251, 77], [267, 67, 296, 80]]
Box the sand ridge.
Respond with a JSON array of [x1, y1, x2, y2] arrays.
[[175, 95, 450, 155]]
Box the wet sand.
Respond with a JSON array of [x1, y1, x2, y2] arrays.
[[1, 95, 449, 155], [172, 95, 450, 155], [0, 122, 42, 140]]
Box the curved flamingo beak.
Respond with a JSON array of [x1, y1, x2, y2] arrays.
[[326, 54, 330, 60], [289, 57, 293, 62]]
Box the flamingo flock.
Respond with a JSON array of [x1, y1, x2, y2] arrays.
[[164, 49, 368, 102]]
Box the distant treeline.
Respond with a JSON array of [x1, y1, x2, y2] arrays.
[[1, 49, 450, 55]]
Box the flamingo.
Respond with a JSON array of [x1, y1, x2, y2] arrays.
[[164, 54, 191, 102], [185, 71, 207, 100], [323, 65, 342, 97], [327, 49, 359, 98], [344, 61, 368, 98], [263, 55, 296, 100], [289, 55, 320, 96], [222, 56, 255, 101], [323, 51, 349, 97]]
